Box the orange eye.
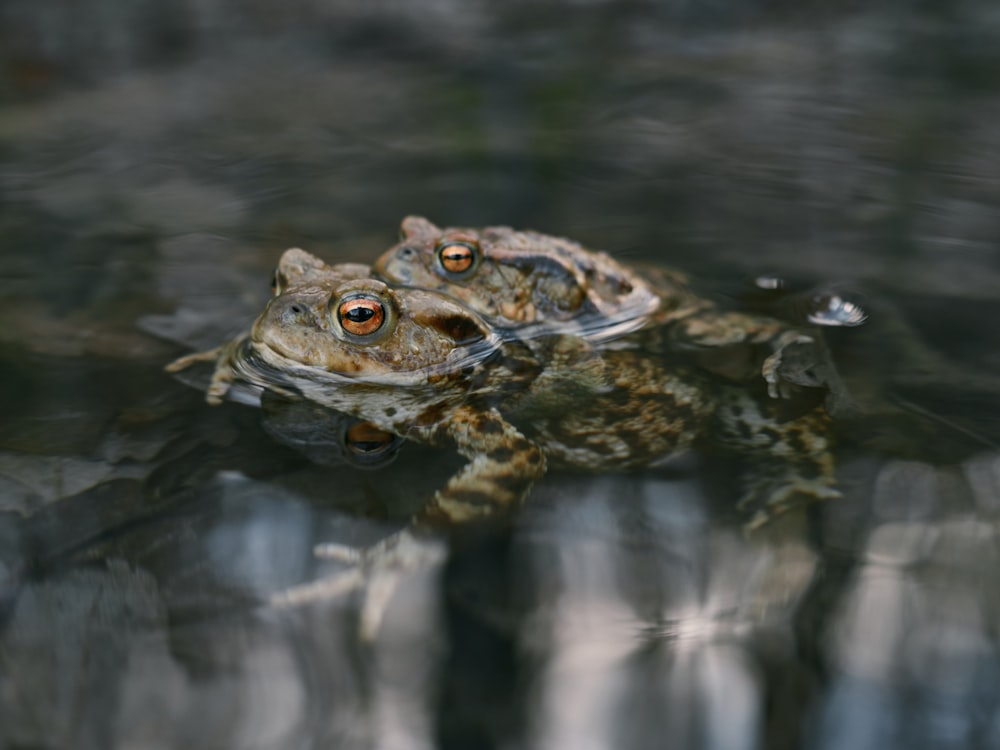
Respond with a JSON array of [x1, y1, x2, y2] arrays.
[[337, 296, 386, 336], [344, 421, 396, 456], [437, 241, 478, 274]]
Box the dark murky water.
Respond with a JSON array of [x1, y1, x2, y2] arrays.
[[3, 2, 1000, 748]]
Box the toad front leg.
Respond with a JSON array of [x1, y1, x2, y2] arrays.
[[670, 312, 819, 399], [420, 405, 547, 525], [165, 337, 247, 404], [284, 405, 545, 639]]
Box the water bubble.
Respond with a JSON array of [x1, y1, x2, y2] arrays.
[[754, 274, 785, 290], [806, 293, 867, 327]]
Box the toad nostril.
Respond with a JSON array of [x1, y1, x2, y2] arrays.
[[288, 304, 304, 315]]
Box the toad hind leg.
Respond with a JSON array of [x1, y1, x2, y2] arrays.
[[710, 389, 838, 529]]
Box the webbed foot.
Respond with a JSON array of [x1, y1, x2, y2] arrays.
[[165, 340, 243, 405], [761, 331, 818, 399], [739, 476, 841, 531]]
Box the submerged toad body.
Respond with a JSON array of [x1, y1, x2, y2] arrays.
[[178, 248, 836, 527], [375, 217, 828, 397]]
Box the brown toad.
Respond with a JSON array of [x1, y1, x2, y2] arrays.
[[166, 249, 402, 468], [374, 216, 833, 398], [174, 248, 837, 528]]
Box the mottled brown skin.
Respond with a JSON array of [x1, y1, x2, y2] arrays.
[[166, 251, 373, 404], [181, 252, 547, 523], [375, 216, 688, 339], [166, 250, 402, 469], [271, 248, 371, 296], [374, 217, 823, 398], [170, 248, 837, 528]]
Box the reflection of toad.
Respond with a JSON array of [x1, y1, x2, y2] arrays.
[[259, 392, 402, 469], [170, 247, 836, 529]]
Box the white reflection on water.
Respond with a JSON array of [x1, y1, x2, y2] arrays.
[[813, 454, 1000, 750], [6, 452, 1000, 748], [516, 476, 816, 750]]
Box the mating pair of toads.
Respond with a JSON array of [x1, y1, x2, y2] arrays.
[[170, 217, 862, 532]]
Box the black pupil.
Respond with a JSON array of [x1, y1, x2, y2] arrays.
[[345, 306, 376, 323], [442, 244, 472, 264]]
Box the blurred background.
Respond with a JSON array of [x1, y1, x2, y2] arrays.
[[2, 1, 1000, 748]]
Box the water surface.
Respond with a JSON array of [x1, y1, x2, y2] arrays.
[[2, 2, 1000, 748]]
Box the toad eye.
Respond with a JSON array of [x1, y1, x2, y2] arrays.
[[344, 421, 397, 458], [436, 240, 478, 275], [336, 296, 386, 336]]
